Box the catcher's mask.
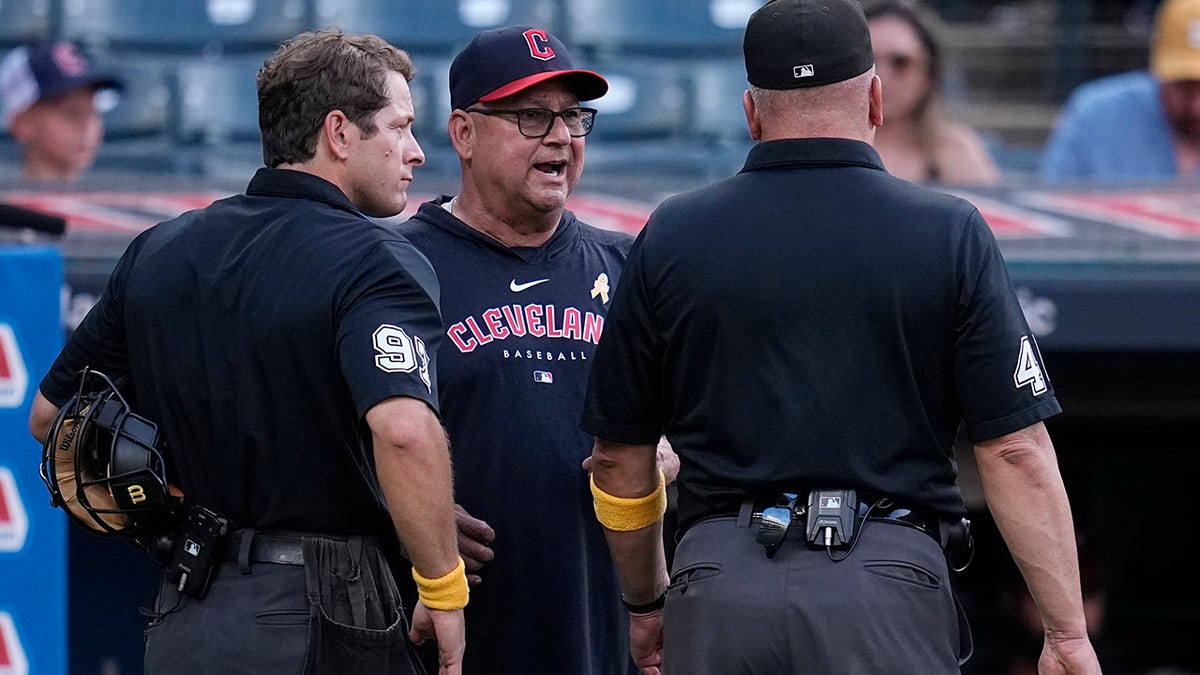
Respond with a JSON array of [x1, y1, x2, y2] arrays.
[[39, 368, 180, 536]]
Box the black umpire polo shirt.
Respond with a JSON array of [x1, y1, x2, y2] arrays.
[[40, 168, 444, 553], [581, 138, 1060, 532]]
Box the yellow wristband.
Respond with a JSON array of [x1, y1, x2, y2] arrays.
[[591, 470, 667, 532], [412, 557, 469, 610]]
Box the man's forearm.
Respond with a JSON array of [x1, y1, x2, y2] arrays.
[[368, 398, 460, 577], [604, 516, 667, 604], [591, 439, 670, 603], [29, 390, 60, 443], [974, 422, 1089, 637]]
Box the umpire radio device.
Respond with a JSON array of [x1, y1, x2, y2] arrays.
[[804, 488, 859, 547], [755, 489, 862, 558], [164, 505, 229, 598]]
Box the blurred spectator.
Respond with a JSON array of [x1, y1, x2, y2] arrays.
[[963, 525, 1132, 675], [864, 0, 1001, 186], [1040, 0, 1200, 184], [995, 530, 1113, 674], [0, 41, 121, 183]]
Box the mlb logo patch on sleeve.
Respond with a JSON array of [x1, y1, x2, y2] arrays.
[[533, 370, 554, 384]]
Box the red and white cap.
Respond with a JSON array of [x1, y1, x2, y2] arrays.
[[0, 41, 121, 129]]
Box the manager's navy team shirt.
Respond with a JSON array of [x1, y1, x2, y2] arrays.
[[400, 197, 637, 675]]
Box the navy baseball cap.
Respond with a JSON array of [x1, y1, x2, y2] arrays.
[[449, 25, 608, 110], [744, 0, 875, 89], [0, 41, 122, 129]]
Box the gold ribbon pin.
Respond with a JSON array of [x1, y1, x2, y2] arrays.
[[590, 273, 610, 304]]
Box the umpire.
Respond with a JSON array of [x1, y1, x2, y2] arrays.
[[28, 30, 467, 674], [580, 1, 1102, 674]]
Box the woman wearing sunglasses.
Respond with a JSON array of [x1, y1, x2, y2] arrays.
[[865, 0, 1001, 186]]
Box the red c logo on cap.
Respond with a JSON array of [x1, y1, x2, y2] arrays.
[[52, 42, 88, 77], [523, 29, 555, 61]]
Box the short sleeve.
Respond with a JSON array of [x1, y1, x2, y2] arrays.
[[39, 234, 140, 405], [953, 210, 1061, 441], [336, 239, 444, 418], [580, 231, 665, 444]]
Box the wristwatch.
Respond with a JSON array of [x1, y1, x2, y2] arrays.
[[621, 592, 666, 614]]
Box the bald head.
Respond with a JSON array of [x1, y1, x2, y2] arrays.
[[744, 68, 882, 143]]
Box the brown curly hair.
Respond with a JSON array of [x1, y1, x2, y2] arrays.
[[257, 29, 415, 167]]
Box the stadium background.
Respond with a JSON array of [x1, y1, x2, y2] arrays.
[[1, 0, 1198, 673]]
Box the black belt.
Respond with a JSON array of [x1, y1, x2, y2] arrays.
[[854, 501, 942, 544], [744, 495, 943, 546], [221, 529, 348, 567]]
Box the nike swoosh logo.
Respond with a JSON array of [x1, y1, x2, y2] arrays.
[[510, 278, 550, 292]]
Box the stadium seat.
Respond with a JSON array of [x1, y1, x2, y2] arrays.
[[60, 0, 308, 53], [564, 0, 765, 56], [0, 0, 52, 49], [311, 0, 562, 55], [688, 58, 756, 176], [585, 59, 690, 142], [580, 56, 746, 180], [172, 54, 266, 146], [688, 58, 753, 144], [579, 54, 751, 175], [90, 56, 176, 141], [409, 57, 452, 144]]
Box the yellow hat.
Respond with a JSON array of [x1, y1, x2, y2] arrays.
[[1152, 0, 1200, 82]]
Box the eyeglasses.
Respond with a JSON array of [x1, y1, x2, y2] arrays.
[[466, 106, 597, 138], [880, 52, 926, 74]]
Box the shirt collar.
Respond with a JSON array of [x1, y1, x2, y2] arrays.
[[740, 138, 887, 174], [420, 195, 580, 261], [245, 167, 367, 218]]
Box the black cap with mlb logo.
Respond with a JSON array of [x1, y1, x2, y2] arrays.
[[450, 25, 608, 110], [743, 0, 875, 89]]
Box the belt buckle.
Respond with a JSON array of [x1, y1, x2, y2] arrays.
[[755, 492, 801, 558]]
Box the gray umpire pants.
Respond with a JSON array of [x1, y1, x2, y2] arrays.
[[144, 533, 422, 675], [662, 515, 969, 674]]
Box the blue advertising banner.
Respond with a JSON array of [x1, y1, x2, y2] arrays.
[[0, 245, 65, 675]]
